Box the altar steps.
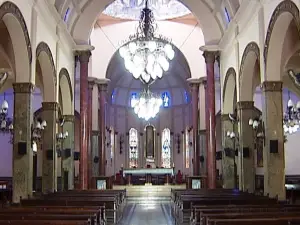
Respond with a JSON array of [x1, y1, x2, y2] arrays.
[[113, 184, 186, 198]]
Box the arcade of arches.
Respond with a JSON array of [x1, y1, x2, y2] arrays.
[[1, 0, 300, 210]]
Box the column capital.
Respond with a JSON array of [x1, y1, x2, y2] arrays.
[[88, 77, 96, 90], [63, 114, 75, 122], [13, 82, 34, 93], [42, 102, 59, 111], [200, 45, 220, 64], [96, 78, 110, 92], [187, 78, 200, 89], [236, 101, 254, 110], [261, 81, 282, 92], [199, 77, 207, 86]]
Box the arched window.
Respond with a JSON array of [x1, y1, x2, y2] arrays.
[[129, 128, 138, 168], [162, 91, 171, 108], [162, 128, 171, 168], [130, 92, 138, 107], [111, 89, 116, 104]]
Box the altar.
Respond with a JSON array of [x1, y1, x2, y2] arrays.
[[123, 168, 174, 185]]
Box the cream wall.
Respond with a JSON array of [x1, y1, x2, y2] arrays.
[[90, 20, 206, 79]]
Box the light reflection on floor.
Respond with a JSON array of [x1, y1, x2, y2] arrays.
[[118, 198, 174, 225]]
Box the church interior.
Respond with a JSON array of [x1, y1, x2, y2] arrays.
[[1, 0, 300, 224]]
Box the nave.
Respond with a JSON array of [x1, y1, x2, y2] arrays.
[[118, 197, 173, 225]]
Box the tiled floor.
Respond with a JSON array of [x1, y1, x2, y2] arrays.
[[118, 198, 174, 225]]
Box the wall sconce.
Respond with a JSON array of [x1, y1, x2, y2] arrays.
[[249, 116, 265, 146], [32, 117, 47, 143], [176, 133, 180, 154], [119, 134, 124, 154]]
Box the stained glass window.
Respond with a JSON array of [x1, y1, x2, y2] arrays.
[[64, 7, 71, 22], [110, 127, 114, 160], [224, 7, 231, 24], [129, 128, 138, 168], [185, 128, 190, 168], [184, 90, 189, 103], [111, 89, 116, 103], [162, 128, 171, 168], [162, 91, 171, 108], [130, 92, 138, 108]]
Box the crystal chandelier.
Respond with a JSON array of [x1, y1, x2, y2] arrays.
[[119, 0, 175, 84], [283, 93, 300, 134], [131, 88, 163, 121]]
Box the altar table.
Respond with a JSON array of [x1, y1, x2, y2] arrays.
[[123, 168, 174, 185]]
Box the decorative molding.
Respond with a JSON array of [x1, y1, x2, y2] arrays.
[[236, 101, 254, 110], [92, 130, 100, 136], [264, 0, 300, 63], [222, 67, 237, 103], [59, 68, 73, 102], [0, 2, 32, 63], [239, 42, 260, 90], [36, 42, 57, 86], [261, 81, 283, 92], [98, 83, 108, 92], [42, 102, 59, 111], [221, 114, 231, 121], [13, 82, 34, 93], [63, 115, 74, 122]]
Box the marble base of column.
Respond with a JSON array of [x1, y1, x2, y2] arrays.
[[12, 83, 34, 203], [221, 114, 235, 189], [42, 102, 59, 193], [237, 101, 255, 193], [62, 115, 75, 190], [262, 81, 285, 200]]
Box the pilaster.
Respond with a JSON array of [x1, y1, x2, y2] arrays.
[[62, 114, 75, 190], [237, 101, 255, 193], [12, 83, 34, 203], [262, 81, 285, 200], [221, 114, 236, 189], [42, 102, 59, 193]]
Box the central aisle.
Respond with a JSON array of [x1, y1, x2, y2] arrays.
[[118, 198, 174, 225]]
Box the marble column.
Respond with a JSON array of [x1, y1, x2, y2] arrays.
[[187, 78, 200, 175], [42, 102, 59, 193], [202, 50, 218, 189], [221, 114, 235, 189], [12, 83, 33, 203], [62, 115, 75, 190], [87, 78, 94, 187], [237, 101, 255, 193], [77, 50, 92, 189], [97, 79, 110, 176], [262, 81, 285, 200]]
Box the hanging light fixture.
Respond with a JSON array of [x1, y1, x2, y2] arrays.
[[283, 91, 300, 134], [0, 92, 13, 134], [119, 0, 175, 84], [131, 88, 163, 121]]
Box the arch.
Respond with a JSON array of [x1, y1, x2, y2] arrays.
[[36, 42, 57, 102], [71, 0, 222, 45], [264, 0, 300, 81], [239, 42, 260, 101], [222, 67, 237, 113], [59, 68, 73, 115], [0, 1, 31, 83]]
